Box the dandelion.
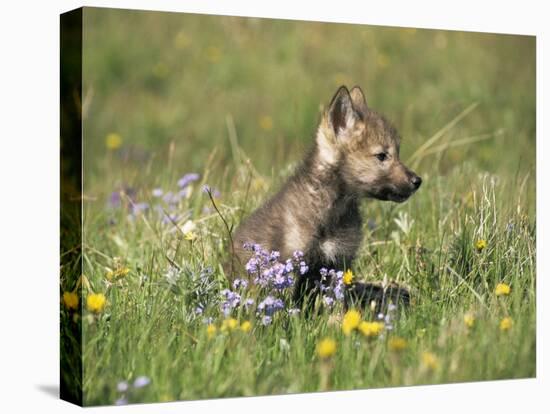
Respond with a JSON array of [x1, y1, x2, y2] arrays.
[[388, 336, 408, 352], [421, 352, 439, 370], [475, 239, 487, 252], [174, 30, 191, 49], [358, 321, 385, 338], [105, 132, 122, 150], [106, 266, 130, 281], [343, 269, 353, 285], [62, 291, 79, 310], [342, 309, 361, 336], [133, 376, 151, 388], [377, 53, 390, 68], [206, 324, 217, 339], [240, 321, 252, 333], [206, 46, 222, 63], [221, 318, 239, 332], [86, 293, 106, 313], [495, 283, 511, 296], [316, 338, 337, 359], [464, 313, 475, 328], [259, 115, 273, 131], [184, 231, 197, 241], [500, 317, 513, 331]]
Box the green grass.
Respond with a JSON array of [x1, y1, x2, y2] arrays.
[[61, 7, 535, 406]]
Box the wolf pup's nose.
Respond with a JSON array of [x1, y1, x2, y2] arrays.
[[411, 175, 422, 189]]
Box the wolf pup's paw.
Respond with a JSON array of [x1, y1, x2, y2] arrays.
[[344, 281, 411, 314]]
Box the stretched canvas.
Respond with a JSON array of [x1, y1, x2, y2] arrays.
[[60, 6, 536, 407]]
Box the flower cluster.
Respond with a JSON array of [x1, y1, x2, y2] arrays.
[[318, 268, 345, 308], [216, 244, 309, 325], [107, 172, 221, 227], [244, 243, 307, 290], [114, 375, 151, 406], [342, 309, 387, 339]]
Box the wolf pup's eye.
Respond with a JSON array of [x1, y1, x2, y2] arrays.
[[375, 152, 388, 162]]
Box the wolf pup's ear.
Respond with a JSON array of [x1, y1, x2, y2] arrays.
[[350, 86, 368, 115], [328, 86, 361, 137]]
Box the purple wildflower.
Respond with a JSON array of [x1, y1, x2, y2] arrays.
[[323, 296, 335, 307], [257, 296, 284, 316], [178, 173, 200, 189], [133, 376, 151, 388], [232, 278, 249, 290], [161, 213, 180, 225], [116, 381, 129, 393], [178, 187, 192, 199], [152, 188, 163, 197], [115, 397, 128, 406], [220, 289, 241, 316], [261, 315, 273, 326], [131, 202, 149, 216], [162, 191, 181, 205], [109, 191, 121, 208]]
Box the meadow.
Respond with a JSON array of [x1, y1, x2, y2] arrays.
[[60, 8, 535, 406]]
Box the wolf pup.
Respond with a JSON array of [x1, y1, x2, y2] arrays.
[[231, 85, 422, 310]]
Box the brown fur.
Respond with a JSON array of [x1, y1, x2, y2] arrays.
[[231, 86, 421, 309]]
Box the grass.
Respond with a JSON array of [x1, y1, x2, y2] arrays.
[[60, 7, 535, 406]]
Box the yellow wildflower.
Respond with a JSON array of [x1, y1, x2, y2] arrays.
[[500, 317, 513, 332], [86, 293, 106, 313], [343, 269, 353, 285], [316, 337, 337, 359], [174, 31, 191, 49], [421, 352, 439, 370], [495, 283, 511, 296], [106, 266, 130, 281], [258, 115, 273, 131], [62, 291, 79, 311], [358, 321, 385, 338], [184, 231, 197, 241], [105, 133, 122, 150], [221, 318, 238, 332], [206, 324, 217, 339], [206, 46, 221, 63], [475, 239, 487, 251], [377, 53, 390, 68], [388, 336, 408, 352], [240, 321, 252, 333], [464, 313, 475, 328], [342, 309, 361, 335]]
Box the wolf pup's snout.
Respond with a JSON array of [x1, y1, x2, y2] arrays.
[[410, 173, 422, 190]]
